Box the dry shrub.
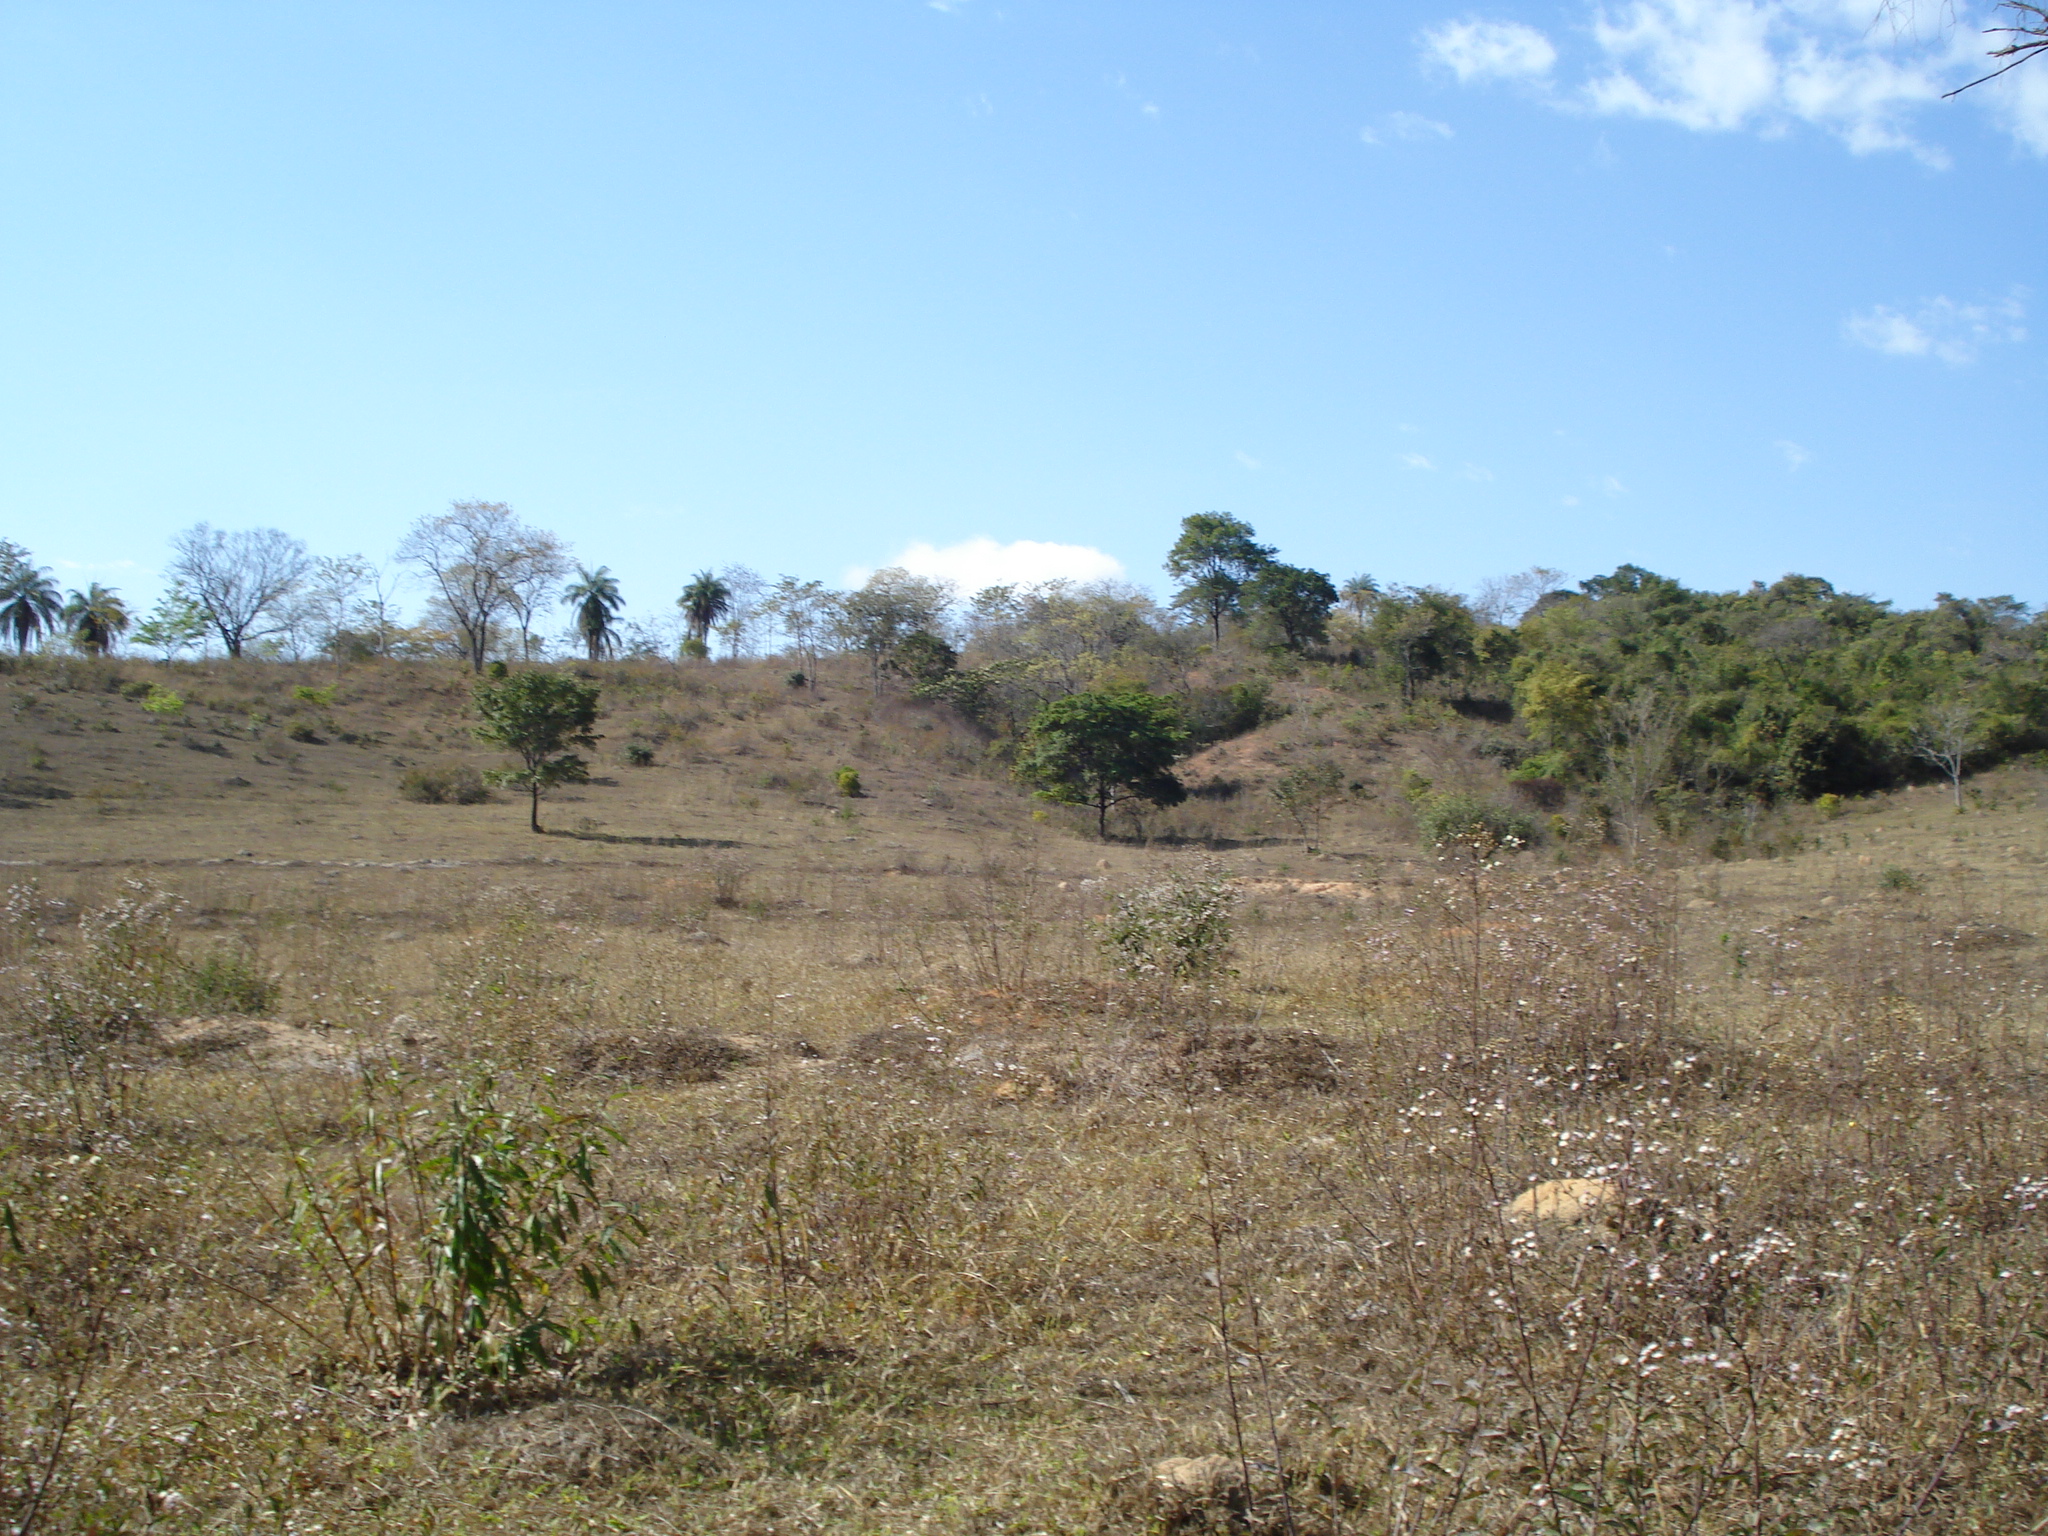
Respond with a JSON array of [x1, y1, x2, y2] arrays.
[[398, 763, 490, 804]]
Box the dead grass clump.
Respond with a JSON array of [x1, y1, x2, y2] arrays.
[[564, 1027, 754, 1085], [838, 1023, 959, 1078], [428, 1400, 722, 1488], [1150, 1025, 1352, 1096]]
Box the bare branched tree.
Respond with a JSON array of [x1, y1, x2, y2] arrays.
[[396, 502, 565, 673], [1602, 689, 1682, 858], [1474, 566, 1568, 627], [1946, 1, 2048, 93], [166, 524, 313, 658], [502, 531, 572, 661], [1911, 702, 1979, 810]]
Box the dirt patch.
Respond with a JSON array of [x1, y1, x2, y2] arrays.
[[428, 1400, 721, 1488], [156, 1016, 354, 1072], [563, 1027, 756, 1085]]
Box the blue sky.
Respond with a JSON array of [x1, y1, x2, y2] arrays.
[[3, 0, 2042, 625]]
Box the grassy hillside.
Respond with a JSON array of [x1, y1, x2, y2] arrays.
[[2, 650, 2046, 1534]]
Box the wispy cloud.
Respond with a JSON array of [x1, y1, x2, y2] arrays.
[[1400, 452, 1436, 470], [1419, 0, 2044, 160], [1843, 291, 2027, 364], [1601, 475, 1628, 496], [1361, 110, 1455, 145], [1421, 18, 1557, 82], [1459, 463, 1494, 481], [867, 538, 1126, 594], [1235, 450, 1262, 470], [1776, 439, 1811, 471]]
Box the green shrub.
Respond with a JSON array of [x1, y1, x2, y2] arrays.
[[1102, 863, 1239, 982], [183, 947, 278, 1015], [1880, 865, 1922, 892], [139, 684, 184, 716], [287, 1073, 640, 1381], [834, 765, 863, 798], [291, 684, 337, 707], [1417, 792, 1536, 859], [1814, 793, 1844, 820], [285, 716, 325, 743], [622, 742, 656, 767], [399, 765, 491, 805]]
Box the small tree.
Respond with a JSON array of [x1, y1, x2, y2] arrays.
[[1272, 761, 1345, 850], [1911, 702, 1979, 811], [472, 673, 603, 834], [1015, 687, 1188, 840], [132, 586, 209, 660]]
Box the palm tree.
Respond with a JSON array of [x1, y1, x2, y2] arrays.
[[678, 571, 733, 652], [561, 566, 625, 661], [63, 584, 131, 656], [0, 555, 62, 653]]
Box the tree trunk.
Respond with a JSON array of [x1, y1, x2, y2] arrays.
[[530, 783, 543, 833]]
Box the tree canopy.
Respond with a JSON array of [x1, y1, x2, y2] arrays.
[[1014, 686, 1188, 839]]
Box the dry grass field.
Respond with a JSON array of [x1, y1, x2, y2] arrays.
[[2, 655, 2046, 1534]]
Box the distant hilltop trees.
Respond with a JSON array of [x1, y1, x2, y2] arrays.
[[3, 509, 2043, 812]]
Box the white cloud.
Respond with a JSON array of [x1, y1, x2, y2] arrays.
[[1776, 439, 1811, 470], [1602, 475, 1628, 495], [1400, 452, 1436, 470], [1843, 292, 2027, 364], [1421, 18, 1558, 82], [1235, 450, 1262, 470], [1361, 110, 1456, 144], [1421, 0, 2046, 159], [1561, 494, 1582, 506], [881, 538, 1126, 593], [1988, 58, 2048, 155], [1459, 463, 1494, 481]]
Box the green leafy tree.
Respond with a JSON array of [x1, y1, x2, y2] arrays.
[[834, 568, 952, 694], [887, 629, 958, 686], [1242, 562, 1338, 651], [1015, 687, 1188, 839], [61, 584, 130, 656], [562, 566, 625, 662], [678, 571, 733, 651], [0, 544, 62, 653], [132, 587, 209, 661], [472, 672, 603, 834], [1164, 513, 1274, 643], [1367, 586, 1479, 702]]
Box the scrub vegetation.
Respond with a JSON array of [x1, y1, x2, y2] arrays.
[[2, 514, 2046, 1532]]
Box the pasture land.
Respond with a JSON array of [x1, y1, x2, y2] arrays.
[[2, 655, 2045, 1533]]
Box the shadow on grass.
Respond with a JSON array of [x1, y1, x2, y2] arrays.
[[541, 828, 746, 850]]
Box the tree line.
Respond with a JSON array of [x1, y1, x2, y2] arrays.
[[4, 505, 2043, 826]]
